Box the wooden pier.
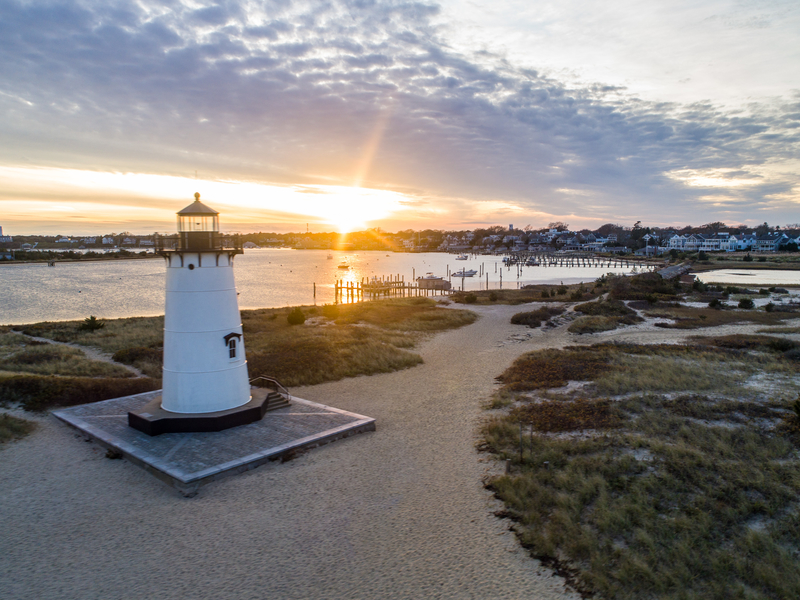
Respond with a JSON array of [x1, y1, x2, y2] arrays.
[[501, 252, 654, 270], [334, 275, 452, 304]]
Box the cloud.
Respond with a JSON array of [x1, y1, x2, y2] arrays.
[[0, 0, 798, 232]]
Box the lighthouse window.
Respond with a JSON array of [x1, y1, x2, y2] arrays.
[[224, 332, 242, 360]]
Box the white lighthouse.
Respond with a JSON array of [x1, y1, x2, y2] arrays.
[[129, 194, 287, 436], [160, 194, 250, 414]]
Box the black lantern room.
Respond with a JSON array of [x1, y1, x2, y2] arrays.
[[177, 193, 220, 251]]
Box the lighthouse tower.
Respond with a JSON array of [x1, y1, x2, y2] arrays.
[[159, 193, 250, 414]]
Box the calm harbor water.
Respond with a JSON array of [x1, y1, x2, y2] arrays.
[[1, 249, 645, 325]]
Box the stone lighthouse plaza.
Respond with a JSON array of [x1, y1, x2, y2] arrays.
[[54, 196, 375, 495]]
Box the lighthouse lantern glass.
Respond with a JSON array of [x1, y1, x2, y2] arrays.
[[178, 214, 219, 233]]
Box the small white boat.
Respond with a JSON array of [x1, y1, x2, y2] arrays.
[[327, 253, 333, 259], [455, 254, 468, 260], [453, 269, 478, 277]]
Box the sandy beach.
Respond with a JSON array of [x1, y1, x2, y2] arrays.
[[0, 303, 793, 600]]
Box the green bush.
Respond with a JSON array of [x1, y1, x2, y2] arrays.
[[709, 298, 723, 309], [464, 293, 478, 304], [738, 298, 755, 309], [540, 289, 550, 298], [765, 302, 775, 313], [743, 253, 753, 262], [287, 307, 306, 325], [78, 316, 104, 332], [758, 256, 767, 262], [489, 291, 499, 302]]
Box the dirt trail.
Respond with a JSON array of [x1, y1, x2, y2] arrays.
[[17, 333, 146, 378]]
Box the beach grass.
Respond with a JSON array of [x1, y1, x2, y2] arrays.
[[484, 341, 800, 599], [0, 343, 133, 378], [0, 412, 37, 443], [4, 298, 476, 406], [451, 284, 601, 305], [243, 298, 476, 386], [646, 305, 798, 329]]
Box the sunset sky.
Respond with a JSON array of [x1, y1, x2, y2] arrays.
[[1, 0, 799, 235]]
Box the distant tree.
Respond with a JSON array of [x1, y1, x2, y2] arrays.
[[701, 221, 727, 232], [756, 222, 771, 236], [547, 222, 569, 232]]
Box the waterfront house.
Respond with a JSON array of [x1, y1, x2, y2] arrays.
[[756, 233, 788, 252]]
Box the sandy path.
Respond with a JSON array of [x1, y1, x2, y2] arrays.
[[2, 305, 797, 600]]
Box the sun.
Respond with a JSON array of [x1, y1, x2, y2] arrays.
[[310, 186, 405, 233]]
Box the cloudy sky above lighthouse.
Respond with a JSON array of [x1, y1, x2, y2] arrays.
[[1, 0, 799, 234]]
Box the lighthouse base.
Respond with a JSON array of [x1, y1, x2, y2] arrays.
[[128, 388, 290, 436]]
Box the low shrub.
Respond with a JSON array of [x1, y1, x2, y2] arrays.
[[489, 291, 499, 302], [464, 293, 478, 304], [510, 306, 565, 328], [738, 298, 755, 309], [287, 307, 306, 325], [0, 375, 161, 412], [765, 302, 775, 312]]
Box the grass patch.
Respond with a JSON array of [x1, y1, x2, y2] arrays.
[[645, 305, 797, 329], [111, 346, 163, 378], [0, 343, 132, 378], [512, 398, 623, 432], [0, 375, 161, 412], [453, 285, 600, 306], [9, 298, 475, 393], [484, 340, 800, 599], [497, 347, 615, 391], [13, 316, 164, 355], [0, 413, 37, 443], [511, 305, 565, 328], [569, 315, 623, 334], [243, 298, 475, 386]]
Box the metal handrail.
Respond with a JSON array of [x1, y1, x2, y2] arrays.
[[249, 376, 291, 400]]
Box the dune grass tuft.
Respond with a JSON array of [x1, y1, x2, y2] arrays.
[[0, 412, 37, 443]]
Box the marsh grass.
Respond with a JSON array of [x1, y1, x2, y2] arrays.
[[0, 412, 37, 443], [645, 305, 796, 329], [568, 315, 624, 334], [484, 341, 800, 599], [453, 285, 600, 306]]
